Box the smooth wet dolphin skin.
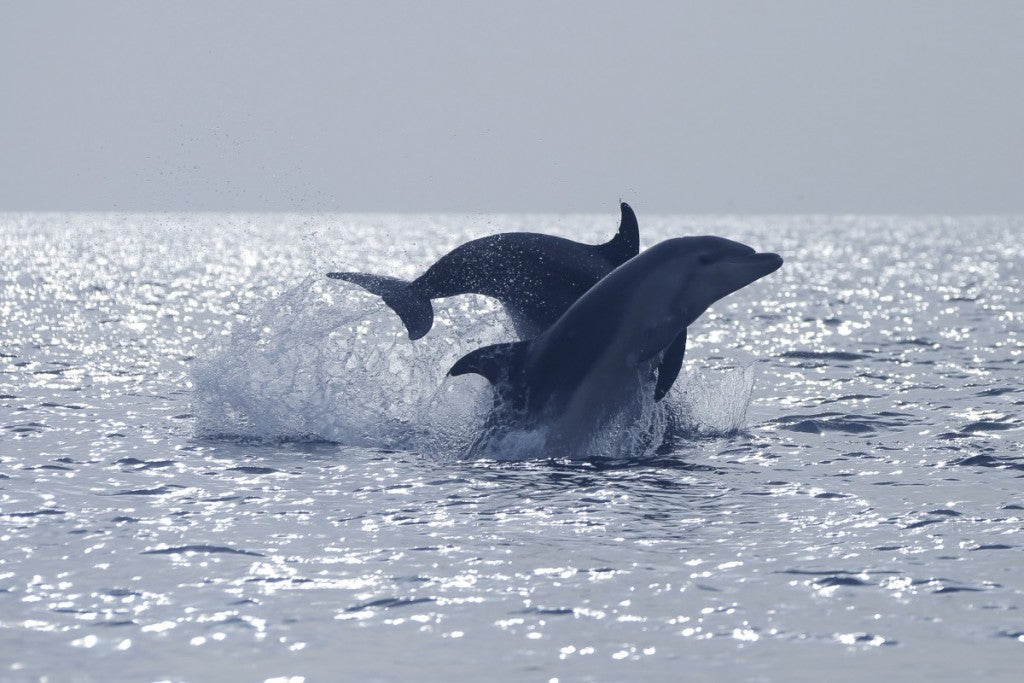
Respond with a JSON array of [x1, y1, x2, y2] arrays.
[[449, 236, 783, 456], [327, 203, 639, 340]]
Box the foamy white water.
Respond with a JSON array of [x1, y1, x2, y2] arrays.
[[1, 213, 1022, 680]]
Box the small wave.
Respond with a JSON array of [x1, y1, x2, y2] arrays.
[[111, 485, 186, 496], [344, 596, 435, 612], [227, 465, 283, 475], [960, 420, 1017, 433], [953, 454, 1024, 471], [142, 544, 264, 557], [781, 350, 870, 361], [769, 410, 917, 435], [3, 509, 66, 518]]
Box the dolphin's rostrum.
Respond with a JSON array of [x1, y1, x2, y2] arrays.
[[327, 203, 639, 340]]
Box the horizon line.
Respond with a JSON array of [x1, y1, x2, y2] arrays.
[[2, 209, 1023, 219]]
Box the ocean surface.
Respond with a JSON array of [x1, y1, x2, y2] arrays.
[[1, 212, 1022, 681]]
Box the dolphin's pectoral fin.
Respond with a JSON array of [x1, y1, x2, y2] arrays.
[[654, 328, 687, 402], [326, 271, 434, 340], [596, 202, 640, 265], [449, 341, 530, 386]]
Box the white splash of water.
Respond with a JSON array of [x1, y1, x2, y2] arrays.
[[673, 366, 756, 436], [192, 276, 756, 459], [192, 276, 503, 454]]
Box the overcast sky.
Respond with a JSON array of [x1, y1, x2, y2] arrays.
[[1, 1, 1021, 212]]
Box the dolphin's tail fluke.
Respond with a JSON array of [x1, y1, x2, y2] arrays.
[[597, 202, 640, 265], [326, 272, 434, 340]]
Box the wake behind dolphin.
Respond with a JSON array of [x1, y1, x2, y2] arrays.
[[327, 203, 639, 340], [449, 237, 783, 458]]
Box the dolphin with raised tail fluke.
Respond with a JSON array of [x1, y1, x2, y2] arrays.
[[327, 203, 640, 341]]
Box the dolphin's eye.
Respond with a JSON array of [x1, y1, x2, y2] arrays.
[[698, 253, 717, 265]]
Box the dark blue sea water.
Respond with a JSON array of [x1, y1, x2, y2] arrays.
[[1, 213, 1022, 681]]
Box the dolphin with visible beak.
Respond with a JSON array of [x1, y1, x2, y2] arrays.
[[448, 236, 784, 456]]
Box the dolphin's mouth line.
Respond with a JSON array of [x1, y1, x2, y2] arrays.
[[724, 252, 783, 266]]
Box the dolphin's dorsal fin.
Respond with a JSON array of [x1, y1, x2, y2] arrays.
[[596, 202, 639, 265], [448, 341, 530, 385], [654, 328, 687, 401]]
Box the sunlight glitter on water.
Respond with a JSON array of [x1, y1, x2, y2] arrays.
[[1, 213, 1023, 680]]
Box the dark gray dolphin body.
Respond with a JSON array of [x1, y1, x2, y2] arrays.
[[327, 203, 639, 341], [448, 236, 783, 456]]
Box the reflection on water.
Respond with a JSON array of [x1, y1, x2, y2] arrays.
[[1, 213, 1022, 680]]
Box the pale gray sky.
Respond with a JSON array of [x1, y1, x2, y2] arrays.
[[1, 1, 1021, 212]]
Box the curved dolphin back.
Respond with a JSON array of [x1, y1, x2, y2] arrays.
[[327, 202, 642, 342]]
